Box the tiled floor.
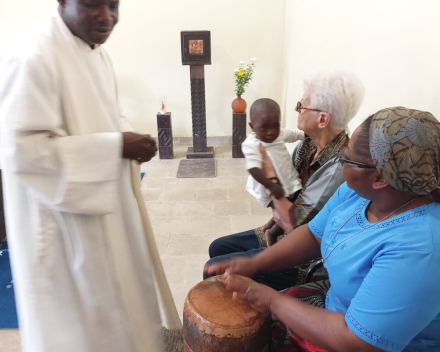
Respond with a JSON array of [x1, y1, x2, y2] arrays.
[[0, 144, 271, 351]]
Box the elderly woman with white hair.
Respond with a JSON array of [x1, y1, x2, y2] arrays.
[[204, 70, 365, 290]]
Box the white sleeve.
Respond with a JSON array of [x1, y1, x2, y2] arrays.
[[241, 137, 263, 170], [119, 107, 134, 132], [282, 128, 305, 143], [0, 52, 122, 215]]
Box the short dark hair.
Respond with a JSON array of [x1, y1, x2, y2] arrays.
[[354, 114, 374, 159], [250, 98, 280, 123]]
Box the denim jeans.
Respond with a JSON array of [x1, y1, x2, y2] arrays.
[[204, 229, 297, 291]]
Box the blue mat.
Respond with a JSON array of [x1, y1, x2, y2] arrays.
[[0, 244, 18, 328]]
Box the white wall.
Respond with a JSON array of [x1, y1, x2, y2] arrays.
[[283, 0, 440, 134], [5, 1, 439, 138], [0, 0, 287, 137]]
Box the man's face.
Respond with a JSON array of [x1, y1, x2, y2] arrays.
[[58, 0, 119, 46]]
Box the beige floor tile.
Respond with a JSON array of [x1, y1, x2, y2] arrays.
[[142, 168, 170, 178], [154, 233, 170, 258], [161, 257, 188, 284], [167, 235, 216, 257], [166, 161, 181, 177], [228, 187, 255, 201], [178, 178, 213, 189], [143, 177, 179, 189], [152, 217, 192, 235], [0, 330, 21, 352], [162, 188, 197, 201], [216, 159, 248, 177], [172, 150, 188, 160], [239, 176, 249, 186], [185, 256, 210, 285], [216, 159, 245, 168], [215, 167, 229, 177], [190, 217, 231, 235], [141, 188, 163, 201], [230, 215, 270, 233], [227, 167, 249, 177], [168, 283, 194, 319], [142, 159, 180, 170], [213, 200, 251, 216], [174, 201, 214, 217], [211, 177, 242, 189], [195, 188, 228, 201], [160, 159, 182, 167], [216, 167, 249, 178], [141, 160, 161, 169], [145, 201, 176, 217], [249, 201, 274, 215], [212, 146, 232, 158], [166, 167, 180, 178]]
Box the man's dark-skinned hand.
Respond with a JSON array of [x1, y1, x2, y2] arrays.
[[122, 132, 157, 163]]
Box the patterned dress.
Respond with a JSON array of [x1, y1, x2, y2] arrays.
[[255, 131, 349, 285]]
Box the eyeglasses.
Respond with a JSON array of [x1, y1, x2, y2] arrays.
[[296, 101, 323, 113], [334, 155, 376, 169]]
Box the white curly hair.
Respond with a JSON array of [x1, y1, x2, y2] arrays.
[[303, 69, 365, 130]]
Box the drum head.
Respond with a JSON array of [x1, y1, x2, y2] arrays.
[[184, 276, 266, 336]]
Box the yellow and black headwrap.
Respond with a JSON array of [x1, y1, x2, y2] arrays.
[[369, 107, 440, 195]]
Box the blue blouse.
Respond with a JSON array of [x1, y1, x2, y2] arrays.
[[308, 183, 440, 351]]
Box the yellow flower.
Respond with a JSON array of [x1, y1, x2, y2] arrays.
[[237, 69, 247, 77]]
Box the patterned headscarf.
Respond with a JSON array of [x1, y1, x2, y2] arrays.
[[369, 107, 440, 195]]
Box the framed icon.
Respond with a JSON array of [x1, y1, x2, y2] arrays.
[[181, 31, 211, 65]]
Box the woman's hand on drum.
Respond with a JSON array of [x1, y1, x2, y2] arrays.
[[222, 274, 278, 314], [204, 256, 258, 278]]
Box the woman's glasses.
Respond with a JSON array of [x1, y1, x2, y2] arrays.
[[296, 101, 323, 113], [334, 155, 376, 169]]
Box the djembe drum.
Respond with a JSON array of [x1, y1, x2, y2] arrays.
[[183, 276, 271, 352]]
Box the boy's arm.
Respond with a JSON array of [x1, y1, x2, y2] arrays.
[[282, 128, 306, 143], [248, 167, 284, 199]]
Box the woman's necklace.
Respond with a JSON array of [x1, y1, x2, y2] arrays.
[[322, 195, 420, 267]]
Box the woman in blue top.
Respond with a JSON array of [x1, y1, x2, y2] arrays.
[[206, 107, 440, 352]]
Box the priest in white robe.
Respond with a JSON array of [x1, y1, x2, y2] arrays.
[[0, 1, 180, 351]]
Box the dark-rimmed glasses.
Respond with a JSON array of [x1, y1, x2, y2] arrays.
[[296, 101, 323, 113], [334, 155, 376, 169]]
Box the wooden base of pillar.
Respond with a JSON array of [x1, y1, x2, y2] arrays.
[[157, 112, 174, 159], [232, 112, 247, 158], [186, 146, 214, 159]]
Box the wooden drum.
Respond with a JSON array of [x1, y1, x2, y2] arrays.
[[183, 276, 271, 352]]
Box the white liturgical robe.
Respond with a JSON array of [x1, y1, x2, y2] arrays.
[[0, 10, 179, 352]]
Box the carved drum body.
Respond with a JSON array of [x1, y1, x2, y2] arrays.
[[183, 276, 271, 352]]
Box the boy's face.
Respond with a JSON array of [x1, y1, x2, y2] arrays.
[[249, 110, 281, 143]]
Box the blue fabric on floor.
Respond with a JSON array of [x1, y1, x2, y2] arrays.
[[0, 244, 18, 328], [141, 172, 145, 180]]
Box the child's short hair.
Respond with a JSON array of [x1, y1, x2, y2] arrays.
[[250, 98, 280, 122]]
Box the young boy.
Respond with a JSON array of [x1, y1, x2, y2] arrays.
[[241, 98, 305, 245]]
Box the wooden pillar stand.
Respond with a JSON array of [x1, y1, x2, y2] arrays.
[[187, 65, 214, 159], [232, 112, 247, 158], [157, 112, 174, 159]]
